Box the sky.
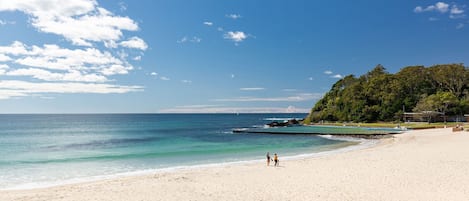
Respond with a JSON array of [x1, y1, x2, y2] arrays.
[[0, 0, 468, 113]]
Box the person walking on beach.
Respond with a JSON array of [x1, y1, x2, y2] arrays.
[[266, 152, 272, 166], [273, 153, 279, 167]]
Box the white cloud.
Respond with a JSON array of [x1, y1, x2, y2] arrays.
[[456, 23, 465, 29], [118, 2, 127, 11], [177, 36, 201, 44], [116, 49, 128, 60], [414, 2, 449, 13], [213, 93, 323, 102], [203, 21, 213, 26], [226, 14, 242, 19], [133, 55, 141, 61], [224, 31, 247, 42], [230, 74, 235, 78], [217, 27, 224, 32], [282, 89, 298, 92], [240, 87, 265, 91], [286, 105, 300, 113], [39, 96, 56, 99], [191, 37, 201, 43], [6, 68, 108, 82], [451, 5, 464, 15], [181, 80, 192, 84], [0, 90, 27, 99], [120, 36, 148, 50], [104, 40, 118, 48], [450, 14, 465, 19], [0, 41, 28, 55], [0, 53, 12, 61], [324, 70, 333, 74], [160, 76, 170, 81], [0, 0, 141, 47], [177, 36, 188, 43], [331, 74, 343, 79], [0, 80, 142, 99], [450, 5, 465, 19], [434, 2, 449, 13], [308, 77, 314, 81], [0, 41, 133, 81], [159, 105, 310, 113], [415, 2, 466, 19], [0, 64, 9, 74], [173, 104, 223, 109], [99, 64, 132, 76], [414, 6, 424, 13], [175, 105, 223, 109], [428, 17, 439, 21], [150, 72, 158, 76], [0, 1, 145, 100], [0, 19, 15, 25]]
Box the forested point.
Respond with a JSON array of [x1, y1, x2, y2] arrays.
[[305, 64, 469, 123]]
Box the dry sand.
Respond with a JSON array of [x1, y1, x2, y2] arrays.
[[2, 128, 469, 201]]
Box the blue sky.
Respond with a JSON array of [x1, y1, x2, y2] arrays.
[[0, 0, 468, 113]]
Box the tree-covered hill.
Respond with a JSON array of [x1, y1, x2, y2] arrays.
[[305, 64, 469, 123]]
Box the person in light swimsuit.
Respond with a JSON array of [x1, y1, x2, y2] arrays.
[[266, 152, 272, 166]]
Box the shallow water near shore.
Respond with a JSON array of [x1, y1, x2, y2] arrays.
[[0, 114, 361, 189]]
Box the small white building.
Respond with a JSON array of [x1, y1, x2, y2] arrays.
[[404, 111, 444, 122]]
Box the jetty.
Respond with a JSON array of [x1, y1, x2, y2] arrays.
[[233, 125, 404, 139]]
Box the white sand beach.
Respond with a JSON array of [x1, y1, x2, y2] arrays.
[[2, 128, 469, 201]]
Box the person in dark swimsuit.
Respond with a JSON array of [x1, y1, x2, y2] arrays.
[[266, 152, 271, 166]]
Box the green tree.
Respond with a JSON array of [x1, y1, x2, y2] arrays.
[[428, 64, 466, 97], [306, 63, 469, 124], [412, 92, 457, 123]]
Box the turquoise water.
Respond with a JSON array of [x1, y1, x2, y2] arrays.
[[0, 114, 358, 189]]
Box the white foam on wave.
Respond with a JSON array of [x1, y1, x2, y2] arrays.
[[252, 124, 266, 128], [318, 134, 333, 138], [317, 134, 368, 142]]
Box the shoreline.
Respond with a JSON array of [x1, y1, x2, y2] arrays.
[[1, 135, 374, 191], [2, 128, 469, 201]]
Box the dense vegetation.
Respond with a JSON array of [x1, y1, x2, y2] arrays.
[[305, 64, 469, 123]]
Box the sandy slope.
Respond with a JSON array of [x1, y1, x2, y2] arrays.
[[2, 128, 469, 201]]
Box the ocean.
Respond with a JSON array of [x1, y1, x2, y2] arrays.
[[0, 114, 363, 189]]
